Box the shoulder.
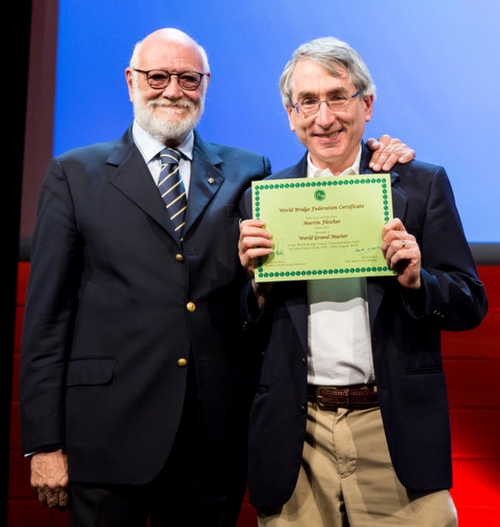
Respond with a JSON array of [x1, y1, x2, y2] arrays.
[[60, 140, 117, 158], [49, 129, 134, 175], [201, 141, 269, 165], [390, 159, 451, 196], [56, 134, 128, 164], [261, 153, 308, 181], [393, 158, 445, 177], [194, 131, 269, 165]]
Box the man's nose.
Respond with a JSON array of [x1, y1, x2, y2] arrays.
[[315, 101, 337, 126], [160, 76, 184, 98]]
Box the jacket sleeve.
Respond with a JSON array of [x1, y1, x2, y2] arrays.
[[400, 164, 487, 330], [19, 157, 83, 455]]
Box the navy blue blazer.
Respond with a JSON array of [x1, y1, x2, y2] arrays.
[[19, 127, 271, 485], [239, 144, 487, 511]]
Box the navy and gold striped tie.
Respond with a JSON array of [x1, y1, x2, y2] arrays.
[[158, 148, 187, 240]]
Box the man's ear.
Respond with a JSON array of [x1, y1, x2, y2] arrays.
[[363, 94, 374, 123], [125, 68, 135, 102], [286, 104, 297, 133]]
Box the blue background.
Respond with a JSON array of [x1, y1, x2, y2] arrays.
[[55, 0, 500, 243]]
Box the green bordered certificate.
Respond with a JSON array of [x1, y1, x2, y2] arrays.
[[252, 174, 395, 282]]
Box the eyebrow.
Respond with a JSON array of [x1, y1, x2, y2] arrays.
[[296, 87, 350, 99]]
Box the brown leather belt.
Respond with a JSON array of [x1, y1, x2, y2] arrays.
[[307, 384, 379, 410]]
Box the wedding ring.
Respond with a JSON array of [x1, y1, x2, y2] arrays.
[[401, 239, 406, 249]]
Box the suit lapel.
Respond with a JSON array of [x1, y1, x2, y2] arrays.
[[107, 130, 176, 237], [276, 156, 309, 350], [107, 128, 227, 244], [284, 282, 309, 354], [184, 135, 224, 234], [360, 143, 408, 330]]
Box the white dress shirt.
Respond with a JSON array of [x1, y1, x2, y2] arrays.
[[131, 121, 194, 196], [307, 147, 375, 386]]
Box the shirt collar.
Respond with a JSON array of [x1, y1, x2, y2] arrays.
[[307, 145, 362, 178], [132, 120, 194, 163]]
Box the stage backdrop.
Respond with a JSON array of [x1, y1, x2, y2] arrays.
[[54, 0, 500, 244]]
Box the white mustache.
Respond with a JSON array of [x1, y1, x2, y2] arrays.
[[149, 100, 195, 110]]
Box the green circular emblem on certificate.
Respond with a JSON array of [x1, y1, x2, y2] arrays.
[[314, 189, 326, 201]]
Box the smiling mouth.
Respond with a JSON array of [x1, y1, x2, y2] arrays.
[[150, 100, 193, 111], [159, 106, 186, 114], [315, 130, 341, 139]]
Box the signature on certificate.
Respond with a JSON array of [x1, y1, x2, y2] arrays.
[[275, 239, 285, 256], [354, 246, 380, 254]]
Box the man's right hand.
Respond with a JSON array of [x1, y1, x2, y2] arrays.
[[238, 219, 274, 277], [31, 449, 69, 510], [239, 219, 274, 306]]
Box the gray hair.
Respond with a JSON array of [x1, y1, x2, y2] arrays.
[[279, 37, 376, 107]]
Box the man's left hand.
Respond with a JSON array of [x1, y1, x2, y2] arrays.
[[381, 218, 421, 290]]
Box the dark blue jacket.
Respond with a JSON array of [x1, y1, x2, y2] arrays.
[[20, 127, 271, 486], [239, 143, 487, 510]]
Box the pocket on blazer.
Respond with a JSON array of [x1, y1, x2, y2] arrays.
[[66, 357, 115, 386]]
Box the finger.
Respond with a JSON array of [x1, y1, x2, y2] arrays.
[[386, 238, 417, 265], [240, 223, 272, 240], [365, 137, 379, 150], [240, 245, 273, 260], [380, 146, 416, 171], [238, 238, 273, 274], [376, 145, 406, 169], [36, 488, 50, 506], [379, 149, 415, 170], [392, 149, 416, 164], [240, 228, 272, 242], [239, 234, 273, 252], [377, 134, 395, 147], [47, 494, 60, 508], [379, 153, 399, 171], [239, 218, 270, 235], [58, 488, 69, 509], [240, 218, 264, 229], [36, 486, 68, 508], [369, 145, 401, 172], [387, 246, 421, 284], [381, 218, 405, 238]]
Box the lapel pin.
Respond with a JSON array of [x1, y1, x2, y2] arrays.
[[208, 177, 215, 184]]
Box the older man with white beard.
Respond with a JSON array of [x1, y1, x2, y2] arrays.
[[19, 28, 414, 527]]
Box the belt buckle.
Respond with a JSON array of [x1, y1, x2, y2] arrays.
[[315, 386, 337, 409]]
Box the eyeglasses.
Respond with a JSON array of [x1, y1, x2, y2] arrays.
[[292, 90, 361, 116], [133, 69, 206, 91]]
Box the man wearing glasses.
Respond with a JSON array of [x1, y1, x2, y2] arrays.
[[19, 28, 414, 526], [238, 37, 487, 526]]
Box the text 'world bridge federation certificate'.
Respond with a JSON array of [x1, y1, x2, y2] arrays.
[[252, 174, 396, 282]]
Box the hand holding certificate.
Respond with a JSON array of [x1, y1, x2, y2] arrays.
[[252, 174, 396, 282]]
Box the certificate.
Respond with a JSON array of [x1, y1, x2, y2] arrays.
[[252, 174, 395, 282]]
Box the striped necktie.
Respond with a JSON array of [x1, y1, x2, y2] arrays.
[[158, 148, 187, 240]]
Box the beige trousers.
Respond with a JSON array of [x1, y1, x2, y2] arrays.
[[259, 403, 457, 527]]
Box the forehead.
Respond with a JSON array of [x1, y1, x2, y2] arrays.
[[291, 59, 351, 95], [138, 38, 204, 71]]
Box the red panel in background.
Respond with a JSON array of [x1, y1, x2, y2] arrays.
[[443, 264, 500, 524], [450, 408, 500, 459], [237, 503, 258, 527], [451, 460, 500, 523], [16, 262, 30, 306], [444, 359, 500, 407], [477, 265, 500, 305], [442, 311, 499, 359]]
